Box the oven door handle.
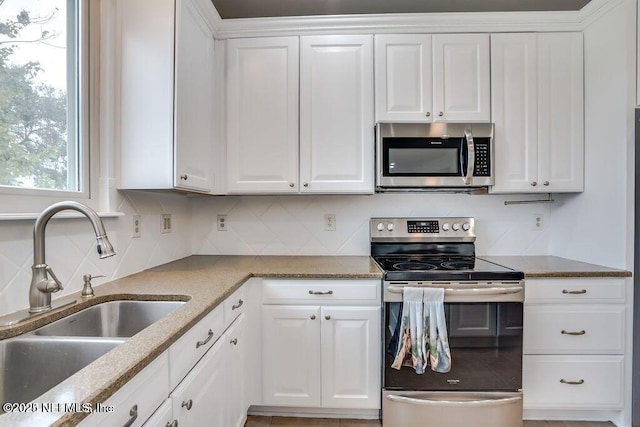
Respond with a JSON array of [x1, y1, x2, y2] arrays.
[[387, 285, 524, 296], [385, 394, 522, 407]]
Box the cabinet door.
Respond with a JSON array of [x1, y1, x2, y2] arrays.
[[299, 35, 374, 194], [143, 399, 174, 427], [320, 306, 381, 409], [490, 33, 539, 193], [226, 314, 248, 427], [537, 33, 584, 192], [173, 0, 215, 192], [262, 305, 321, 407], [172, 337, 227, 427], [226, 37, 299, 193], [432, 34, 490, 122], [374, 34, 433, 122]]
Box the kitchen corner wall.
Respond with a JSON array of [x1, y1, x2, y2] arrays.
[[0, 191, 191, 317], [190, 193, 552, 256]]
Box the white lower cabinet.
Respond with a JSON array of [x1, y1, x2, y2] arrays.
[[523, 278, 626, 412], [261, 279, 381, 410]]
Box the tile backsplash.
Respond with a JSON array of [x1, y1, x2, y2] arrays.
[[0, 191, 191, 316], [191, 193, 552, 256]]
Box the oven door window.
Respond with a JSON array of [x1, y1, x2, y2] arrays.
[[383, 137, 464, 177], [384, 301, 523, 392]]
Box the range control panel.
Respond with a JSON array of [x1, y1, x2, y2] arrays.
[[370, 217, 475, 242]]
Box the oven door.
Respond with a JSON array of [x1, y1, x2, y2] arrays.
[[384, 298, 523, 392]]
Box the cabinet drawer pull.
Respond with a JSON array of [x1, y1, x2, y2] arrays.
[[123, 404, 138, 427], [166, 421, 178, 427], [182, 399, 193, 410], [308, 290, 333, 295], [560, 379, 585, 385], [426, 112, 431, 117], [230, 338, 238, 345], [196, 329, 214, 348], [232, 299, 244, 310], [180, 174, 188, 181], [561, 329, 586, 336], [562, 289, 587, 294], [438, 111, 444, 117], [310, 314, 316, 320]]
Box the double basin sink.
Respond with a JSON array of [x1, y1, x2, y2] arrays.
[[0, 300, 185, 410]]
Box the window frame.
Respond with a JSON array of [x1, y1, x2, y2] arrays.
[[0, 0, 98, 215]]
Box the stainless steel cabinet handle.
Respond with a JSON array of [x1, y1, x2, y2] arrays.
[[426, 112, 431, 117], [531, 181, 537, 187], [166, 420, 178, 427], [232, 299, 243, 310], [438, 112, 444, 117], [289, 183, 294, 187], [180, 174, 188, 180], [196, 329, 214, 348], [543, 181, 550, 186], [560, 379, 585, 385], [230, 337, 238, 345], [308, 290, 333, 295], [562, 289, 587, 294], [561, 330, 586, 336], [310, 314, 316, 320], [325, 315, 331, 320], [123, 404, 138, 427], [182, 399, 193, 410]]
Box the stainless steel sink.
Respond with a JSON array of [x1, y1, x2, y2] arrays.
[[0, 336, 124, 408], [33, 300, 185, 338]]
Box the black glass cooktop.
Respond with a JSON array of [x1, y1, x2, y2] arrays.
[[372, 255, 523, 281]]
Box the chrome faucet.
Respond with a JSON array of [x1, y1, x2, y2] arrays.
[[29, 201, 116, 313]]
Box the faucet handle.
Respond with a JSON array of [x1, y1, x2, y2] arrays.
[[44, 266, 63, 292]]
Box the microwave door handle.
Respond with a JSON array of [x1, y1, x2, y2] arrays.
[[464, 129, 475, 186]]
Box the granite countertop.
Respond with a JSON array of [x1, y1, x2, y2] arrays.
[[0, 254, 630, 426], [0, 255, 382, 427], [480, 255, 632, 278]]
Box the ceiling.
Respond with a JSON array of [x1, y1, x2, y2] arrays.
[[211, 0, 592, 20]]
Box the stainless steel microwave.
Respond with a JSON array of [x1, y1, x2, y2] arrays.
[[376, 122, 494, 190]]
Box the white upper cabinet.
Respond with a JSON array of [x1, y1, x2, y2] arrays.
[[118, 0, 217, 194], [374, 34, 433, 122], [491, 32, 583, 193], [432, 34, 491, 123], [226, 37, 300, 194], [299, 35, 375, 193]]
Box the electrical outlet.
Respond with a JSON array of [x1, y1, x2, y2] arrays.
[[532, 213, 544, 231], [132, 215, 141, 238], [324, 214, 336, 231], [217, 214, 227, 231], [161, 214, 172, 234]]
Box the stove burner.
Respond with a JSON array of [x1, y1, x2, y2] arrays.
[[391, 262, 438, 271], [441, 260, 476, 270]]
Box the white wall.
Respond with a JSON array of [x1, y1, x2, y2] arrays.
[[191, 193, 552, 256], [550, 0, 635, 270], [0, 191, 191, 316]]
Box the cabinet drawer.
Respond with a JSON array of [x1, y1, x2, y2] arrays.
[[85, 352, 170, 426], [525, 278, 625, 303], [523, 355, 623, 409], [262, 279, 380, 305], [169, 304, 224, 389], [224, 285, 247, 328], [524, 305, 625, 354]]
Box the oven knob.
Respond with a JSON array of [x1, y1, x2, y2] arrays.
[[376, 222, 384, 232], [452, 223, 460, 231], [442, 223, 450, 231], [462, 222, 471, 231], [387, 223, 394, 231]]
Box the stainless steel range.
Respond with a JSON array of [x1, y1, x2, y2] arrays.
[[371, 217, 524, 427]]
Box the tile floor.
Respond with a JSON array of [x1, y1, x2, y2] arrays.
[[245, 416, 615, 427]]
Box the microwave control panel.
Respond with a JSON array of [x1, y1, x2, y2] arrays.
[[473, 139, 491, 177]]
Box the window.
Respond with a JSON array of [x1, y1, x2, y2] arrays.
[[0, 0, 87, 198]]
